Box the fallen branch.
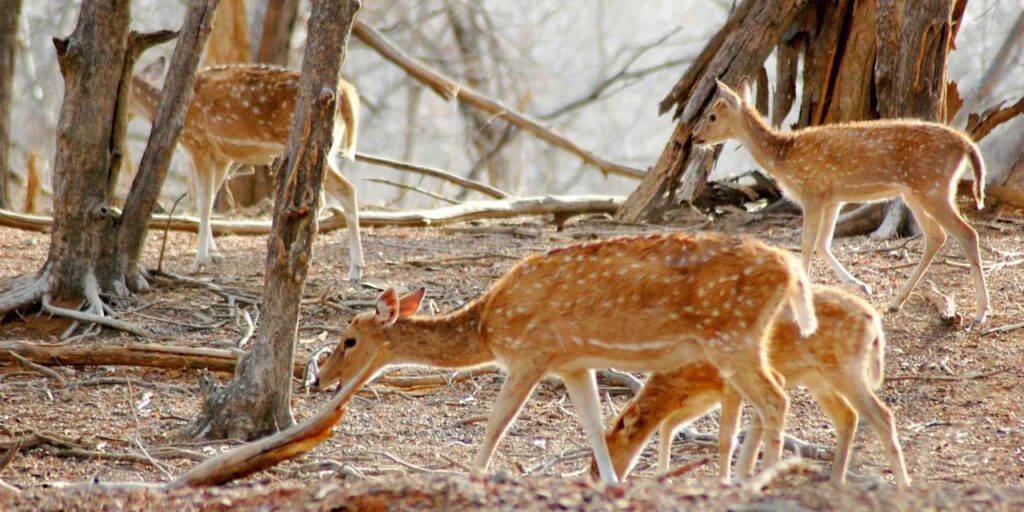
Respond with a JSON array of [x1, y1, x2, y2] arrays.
[[352, 22, 643, 180], [41, 295, 155, 339], [887, 367, 1008, 382], [967, 95, 1024, 142], [657, 457, 711, 481], [982, 321, 1024, 336], [355, 152, 508, 199], [171, 347, 386, 486], [6, 350, 68, 386], [364, 178, 459, 205], [0, 195, 624, 235], [921, 281, 961, 327]]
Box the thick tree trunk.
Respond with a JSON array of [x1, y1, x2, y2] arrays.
[[45, 0, 132, 307], [616, 0, 812, 221], [192, 0, 362, 441], [0, 0, 21, 210]]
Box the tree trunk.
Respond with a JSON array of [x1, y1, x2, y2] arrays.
[[616, 0, 812, 221], [45, 0, 132, 308], [191, 0, 362, 441], [0, 0, 21, 210]]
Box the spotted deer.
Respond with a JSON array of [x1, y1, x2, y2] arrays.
[[592, 285, 910, 489], [694, 79, 989, 327], [129, 64, 364, 279], [313, 233, 818, 483]]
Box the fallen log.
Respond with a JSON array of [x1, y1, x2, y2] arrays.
[[0, 195, 624, 235]]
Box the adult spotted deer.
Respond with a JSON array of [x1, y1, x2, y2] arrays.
[[592, 286, 910, 489], [694, 79, 989, 327], [313, 233, 818, 483], [129, 64, 364, 279]]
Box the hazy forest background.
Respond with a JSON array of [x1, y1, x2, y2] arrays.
[[6, 0, 1023, 215]]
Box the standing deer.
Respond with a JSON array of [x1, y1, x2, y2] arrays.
[[313, 233, 818, 483], [593, 285, 910, 489], [694, 79, 989, 327], [129, 64, 364, 280]]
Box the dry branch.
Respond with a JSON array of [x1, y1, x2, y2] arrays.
[[355, 152, 508, 199], [352, 22, 643, 180], [0, 195, 623, 235], [966, 96, 1024, 142]]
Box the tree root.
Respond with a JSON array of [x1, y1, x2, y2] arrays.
[[42, 294, 155, 339]]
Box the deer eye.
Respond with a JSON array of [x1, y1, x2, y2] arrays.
[[344, 338, 357, 349], [709, 114, 718, 122]]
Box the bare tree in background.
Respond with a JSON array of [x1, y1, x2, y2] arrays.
[[0, 0, 22, 209], [191, 0, 361, 441]]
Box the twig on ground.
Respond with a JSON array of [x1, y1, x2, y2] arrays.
[[126, 380, 175, 480], [0, 480, 19, 494], [438, 452, 473, 473], [450, 414, 488, 427], [744, 457, 817, 492], [887, 367, 1007, 382], [66, 377, 195, 393], [6, 351, 67, 387], [982, 321, 1024, 336], [236, 308, 255, 349], [657, 457, 711, 482], [403, 253, 517, 268], [0, 440, 22, 473], [373, 451, 461, 475], [158, 192, 189, 272], [524, 447, 591, 476]]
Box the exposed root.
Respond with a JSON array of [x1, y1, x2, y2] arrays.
[[42, 294, 156, 339], [0, 270, 48, 318]]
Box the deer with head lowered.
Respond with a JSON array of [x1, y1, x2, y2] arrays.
[[129, 64, 364, 280], [313, 233, 818, 483], [694, 79, 989, 327], [592, 285, 910, 489]]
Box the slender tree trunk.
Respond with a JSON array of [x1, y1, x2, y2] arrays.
[[191, 0, 362, 441], [0, 0, 21, 210]]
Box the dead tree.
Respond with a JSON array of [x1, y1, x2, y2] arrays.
[[0, 0, 22, 209], [618, 0, 968, 240], [191, 0, 362, 441], [0, 0, 219, 320]]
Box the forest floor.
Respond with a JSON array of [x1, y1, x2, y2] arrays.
[[1, 206, 1023, 511]]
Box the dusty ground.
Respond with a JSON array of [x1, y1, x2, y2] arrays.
[[1, 207, 1022, 510]]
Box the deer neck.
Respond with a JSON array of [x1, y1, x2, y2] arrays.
[[735, 106, 789, 170], [129, 75, 161, 122], [390, 299, 492, 369]]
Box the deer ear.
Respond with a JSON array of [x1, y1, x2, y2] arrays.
[[737, 77, 754, 105], [374, 288, 400, 326], [715, 78, 741, 111], [398, 287, 426, 318]]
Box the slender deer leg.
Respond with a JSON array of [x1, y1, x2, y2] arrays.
[[206, 161, 231, 261], [561, 369, 618, 483], [889, 197, 947, 313], [816, 202, 872, 295], [807, 384, 857, 485], [833, 379, 911, 489], [656, 414, 682, 475], [326, 165, 365, 282], [724, 360, 788, 474], [799, 202, 824, 278], [916, 194, 989, 326], [191, 160, 218, 272], [717, 386, 743, 483], [472, 367, 543, 472]]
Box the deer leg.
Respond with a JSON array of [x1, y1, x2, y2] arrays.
[[326, 165, 365, 282], [191, 161, 220, 272], [834, 378, 911, 489], [721, 355, 788, 476], [472, 366, 543, 473], [889, 198, 947, 313], [817, 202, 871, 295], [916, 194, 989, 327], [717, 385, 743, 483], [799, 203, 824, 279], [206, 162, 231, 261], [561, 369, 618, 483], [807, 383, 857, 485]]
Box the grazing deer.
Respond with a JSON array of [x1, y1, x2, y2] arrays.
[[592, 285, 910, 489], [694, 79, 989, 327], [313, 233, 818, 483], [129, 64, 364, 280]]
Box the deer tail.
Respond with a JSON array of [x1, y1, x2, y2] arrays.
[[786, 257, 818, 338], [966, 142, 986, 210]]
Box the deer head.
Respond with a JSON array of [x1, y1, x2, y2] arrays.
[[314, 287, 426, 391], [693, 78, 753, 146]]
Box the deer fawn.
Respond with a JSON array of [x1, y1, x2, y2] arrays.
[[129, 64, 365, 280], [592, 285, 910, 489], [313, 233, 818, 483], [694, 79, 989, 327]]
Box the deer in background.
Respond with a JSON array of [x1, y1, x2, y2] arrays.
[[694, 79, 990, 328], [313, 233, 818, 483], [593, 285, 910, 489], [129, 64, 365, 280]]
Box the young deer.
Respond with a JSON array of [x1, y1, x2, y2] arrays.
[[593, 285, 910, 489], [129, 64, 364, 279], [694, 80, 989, 327], [313, 233, 818, 483]]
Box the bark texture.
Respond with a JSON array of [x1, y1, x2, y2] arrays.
[[192, 0, 362, 441], [0, 0, 21, 209]]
